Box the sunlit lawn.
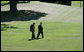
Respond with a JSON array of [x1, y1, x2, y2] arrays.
[[1, 21, 83, 51]]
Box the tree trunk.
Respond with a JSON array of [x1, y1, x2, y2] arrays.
[[10, 1, 18, 12]]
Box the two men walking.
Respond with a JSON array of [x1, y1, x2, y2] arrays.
[[30, 22, 44, 39]]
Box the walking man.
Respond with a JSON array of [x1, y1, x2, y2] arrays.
[[30, 22, 36, 39], [37, 22, 44, 39]]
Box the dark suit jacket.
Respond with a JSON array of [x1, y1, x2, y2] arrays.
[[30, 24, 35, 32], [38, 24, 43, 32]]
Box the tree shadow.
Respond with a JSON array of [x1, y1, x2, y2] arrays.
[[1, 3, 9, 6], [1, 10, 48, 22], [40, 1, 71, 6], [1, 24, 18, 31], [1, 1, 30, 6]]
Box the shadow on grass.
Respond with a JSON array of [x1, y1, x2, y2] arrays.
[[28, 39, 33, 41], [1, 10, 48, 22], [40, 1, 71, 6], [1, 3, 9, 6], [1, 24, 17, 31], [28, 38, 42, 41]]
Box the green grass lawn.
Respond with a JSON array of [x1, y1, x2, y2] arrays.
[[1, 1, 30, 6], [1, 1, 9, 4], [1, 21, 83, 51], [72, 1, 83, 7]]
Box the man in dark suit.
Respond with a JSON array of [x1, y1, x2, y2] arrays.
[[37, 22, 44, 39], [30, 22, 36, 39]]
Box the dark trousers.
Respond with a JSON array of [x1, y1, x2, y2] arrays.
[[31, 31, 35, 39], [37, 31, 44, 39]]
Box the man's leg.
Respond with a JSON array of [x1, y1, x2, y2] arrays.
[[41, 31, 44, 38], [32, 31, 35, 39], [33, 32, 36, 39], [32, 31, 33, 39], [37, 32, 40, 39]]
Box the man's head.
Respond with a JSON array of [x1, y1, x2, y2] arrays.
[[33, 22, 35, 25], [40, 22, 42, 25]]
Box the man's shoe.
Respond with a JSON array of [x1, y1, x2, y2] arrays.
[[34, 38, 36, 39]]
